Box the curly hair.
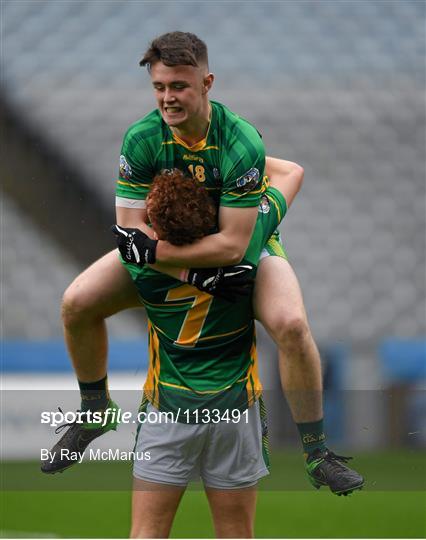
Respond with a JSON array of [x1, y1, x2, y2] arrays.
[[146, 169, 217, 246]]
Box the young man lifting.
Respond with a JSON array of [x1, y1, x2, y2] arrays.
[[42, 32, 363, 497]]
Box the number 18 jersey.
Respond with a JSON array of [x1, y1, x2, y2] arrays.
[[116, 100, 266, 211]]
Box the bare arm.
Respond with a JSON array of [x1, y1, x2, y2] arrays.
[[116, 207, 155, 238], [146, 158, 303, 285], [155, 205, 258, 267], [265, 156, 304, 208], [116, 157, 303, 270], [116, 207, 257, 279]]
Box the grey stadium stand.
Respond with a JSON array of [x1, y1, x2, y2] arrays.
[[2, 193, 141, 339], [2, 0, 425, 345]]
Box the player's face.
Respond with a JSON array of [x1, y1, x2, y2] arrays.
[[150, 62, 213, 129]]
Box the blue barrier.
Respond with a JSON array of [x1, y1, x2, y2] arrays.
[[379, 338, 426, 383], [0, 339, 148, 372], [379, 338, 426, 448], [321, 343, 348, 443]]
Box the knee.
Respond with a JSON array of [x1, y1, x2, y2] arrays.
[[214, 512, 254, 538], [61, 283, 96, 329], [130, 517, 170, 539], [272, 314, 311, 348]]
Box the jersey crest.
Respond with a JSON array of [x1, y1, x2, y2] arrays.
[[236, 167, 260, 192], [119, 155, 132, 180]]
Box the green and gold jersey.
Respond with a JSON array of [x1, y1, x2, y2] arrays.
[[123, 188, 287, 421], [116, 100, 266, 209]]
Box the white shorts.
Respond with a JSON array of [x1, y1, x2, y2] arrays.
[[133, 400, 269, 489]]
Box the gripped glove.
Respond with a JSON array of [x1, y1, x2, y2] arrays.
[[111, 224, 158, 266], [187, 263, 255, 302]]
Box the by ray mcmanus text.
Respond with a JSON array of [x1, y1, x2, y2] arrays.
[[40, 448, 151, 464]]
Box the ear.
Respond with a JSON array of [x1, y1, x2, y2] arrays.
[[202, 73, 214, 94]]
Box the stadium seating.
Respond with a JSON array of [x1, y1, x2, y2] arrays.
[[2, 1, 424, 352], [2, 193, 141, 339]]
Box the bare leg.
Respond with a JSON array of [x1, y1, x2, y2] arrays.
[[131, 478, 186, 538], [254, 256, 323, 422], [61, 250, 141, 382], [205, 486, 257, 538]]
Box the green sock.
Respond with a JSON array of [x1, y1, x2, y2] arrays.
[[296, 419, 327, 456], [78, 375, 110, 412]]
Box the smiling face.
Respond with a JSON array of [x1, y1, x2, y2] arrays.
[[150, 61, 214, 134]]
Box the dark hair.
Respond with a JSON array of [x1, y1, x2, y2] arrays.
[[146, 168, 216, 246], [140, 32, 208, 70]]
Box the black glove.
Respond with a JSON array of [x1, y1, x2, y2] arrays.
[[111, 225, 158, 266], [187, 263, 255, 302]]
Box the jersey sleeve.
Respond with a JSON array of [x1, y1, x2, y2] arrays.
[[116, 126, 155, 201], [263, 186, 287, 227], [219, 121, 266, 208], [243, 186, 287, 265]]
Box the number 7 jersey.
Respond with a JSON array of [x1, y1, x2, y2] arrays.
[[122, 187, 287, 421]]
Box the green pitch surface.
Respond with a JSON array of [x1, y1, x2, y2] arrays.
[[1, 452, 425, 538]]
